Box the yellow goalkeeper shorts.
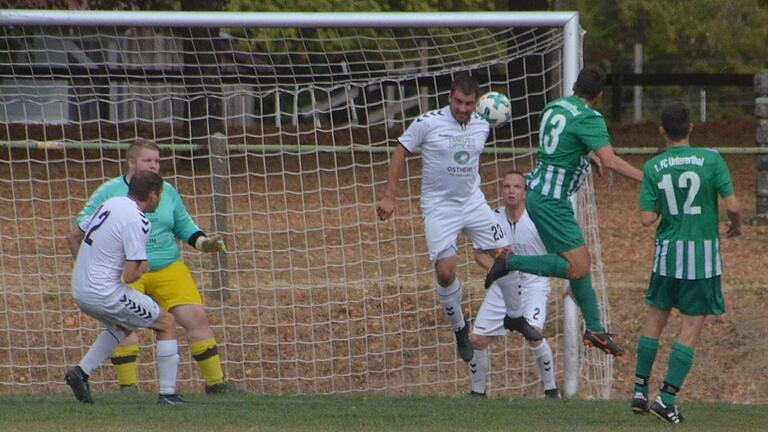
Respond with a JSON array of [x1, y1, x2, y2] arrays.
[[129, 261, 203, 310]]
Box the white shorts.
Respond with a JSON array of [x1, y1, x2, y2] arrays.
[[75, 284, 161, 331], [472, 273, 551, 337], [423, 199, 507, 262]]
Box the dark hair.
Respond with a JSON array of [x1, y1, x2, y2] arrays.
[[126, 138, 160, 161], [502, 169, 527, 190], [450, 74, 480, 98], [128, 171, 163, 201], [661, 102, 691, 141], [573, 66, 606, 100]]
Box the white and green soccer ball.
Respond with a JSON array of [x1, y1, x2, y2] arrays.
[[476, 91, 511, 128]]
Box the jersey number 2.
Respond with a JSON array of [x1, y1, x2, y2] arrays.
[[658, 172, 701, 216], [83, 209, 111, 246]]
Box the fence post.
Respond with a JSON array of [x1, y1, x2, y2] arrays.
[[611, 70, 623, 122], [747, 70, 768, 225], [209, 132, 231, 300]]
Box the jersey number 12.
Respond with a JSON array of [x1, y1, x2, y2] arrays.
[[657, 172, 701, 216]]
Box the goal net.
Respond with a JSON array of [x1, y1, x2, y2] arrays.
[[0, 11, 612, 398]]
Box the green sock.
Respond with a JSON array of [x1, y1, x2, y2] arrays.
[[661, 342, 695, 406], [634, 336, 659, 396], [507, 254, 569, 279], [569, 275, 603, 332]]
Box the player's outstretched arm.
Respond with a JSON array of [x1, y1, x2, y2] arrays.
[[376, 144, 408, 221], [65, 229, 85, 258], [724, 195, 742, 237], [595, 145, 643, 182]]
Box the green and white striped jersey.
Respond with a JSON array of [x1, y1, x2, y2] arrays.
[[639, 146, 735, 280], [527, 95, 611, 199]]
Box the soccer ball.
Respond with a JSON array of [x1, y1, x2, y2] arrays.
[[476, 91, 511, 128]]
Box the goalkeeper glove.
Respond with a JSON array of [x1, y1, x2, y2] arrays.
[[195, 234, 228, 253]]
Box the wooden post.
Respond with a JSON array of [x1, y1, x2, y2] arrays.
[[633, 43, 643, 123], [209, 132, 231, 299], [747, 70, 768, 225]]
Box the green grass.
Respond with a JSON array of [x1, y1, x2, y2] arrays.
[[0, 393, 766, 432]]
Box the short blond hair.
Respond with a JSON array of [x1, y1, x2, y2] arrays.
[[502, 169, 527, 190], [126, 138, 160, 161]]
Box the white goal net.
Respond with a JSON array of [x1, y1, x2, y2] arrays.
[[0, 11, 612, 398]]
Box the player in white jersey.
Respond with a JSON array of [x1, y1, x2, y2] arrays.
[[376, 75, 541, 362], [469, 170, 560, 399], [63, 171, 184, 406]]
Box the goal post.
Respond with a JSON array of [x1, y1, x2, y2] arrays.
[[0, 10, 612, 398]]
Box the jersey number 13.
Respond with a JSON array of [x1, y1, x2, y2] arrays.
[[539, 110, 567, 154]]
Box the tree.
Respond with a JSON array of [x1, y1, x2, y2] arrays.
[[563, 0, 768, 73]]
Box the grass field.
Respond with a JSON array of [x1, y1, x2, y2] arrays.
[[0, 393, 766, 432]]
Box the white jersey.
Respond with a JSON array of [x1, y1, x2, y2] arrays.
[[71, 196, 150, 302], [399, 106, 490, 209], [494, 207, 549, 288], [473, 207, 551, 337]]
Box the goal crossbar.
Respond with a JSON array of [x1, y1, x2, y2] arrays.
[[0, 10, 578, 28]]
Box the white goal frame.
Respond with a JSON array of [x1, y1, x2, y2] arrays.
[[0, 10, 605, 399]]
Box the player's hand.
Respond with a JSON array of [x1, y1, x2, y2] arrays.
[[726, 223, 741, 238], [494, 247, 513, 259], [376, 196, 396, 221], [196, 234, 228, 253]]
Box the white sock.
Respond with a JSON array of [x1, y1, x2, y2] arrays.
[[496, 272, 523, 317], [437, 279, 465, 332], [156, 339, 179, 395], [469, 347, 489, 394], [529, 339, 557, 391], [79, 327, 127, 375]]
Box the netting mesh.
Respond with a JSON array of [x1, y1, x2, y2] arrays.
[[0, 20, 611, 397]]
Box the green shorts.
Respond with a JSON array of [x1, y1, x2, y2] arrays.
[[525, 190, 585, 254], [645, 273, 725, 316]]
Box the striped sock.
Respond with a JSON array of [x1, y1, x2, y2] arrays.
[[190, 338, 225, 386], [111, 343, 140, 387]]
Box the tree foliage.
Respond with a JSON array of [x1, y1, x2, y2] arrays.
[[562, 0, 768, 73]]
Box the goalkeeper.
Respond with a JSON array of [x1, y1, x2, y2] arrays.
[[66, 139, 243, 394]]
